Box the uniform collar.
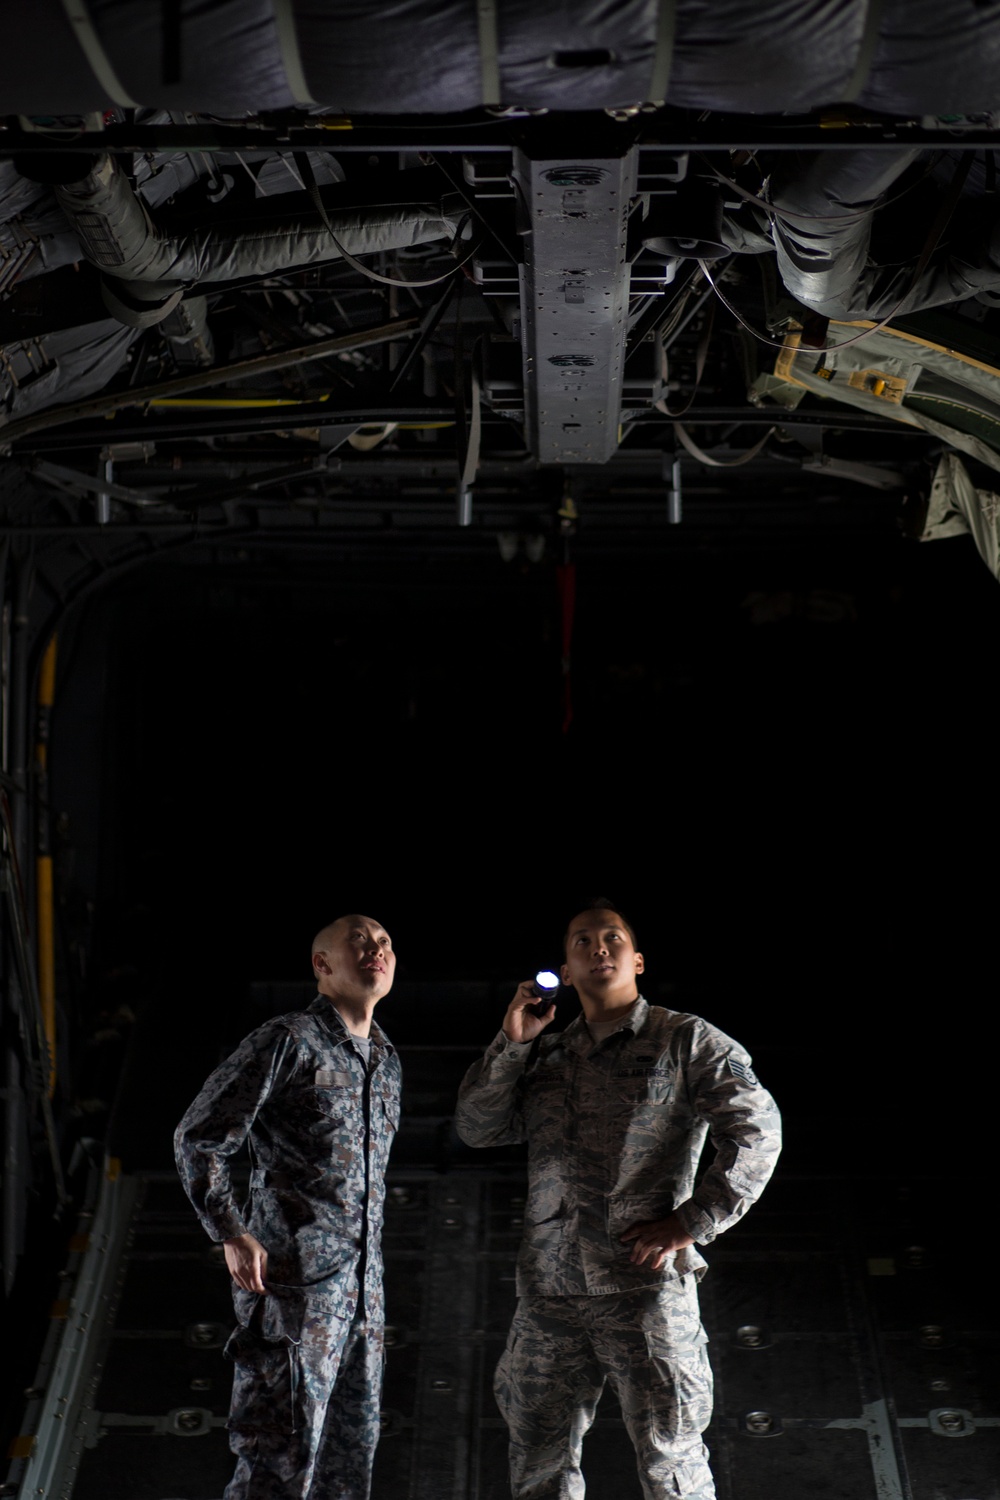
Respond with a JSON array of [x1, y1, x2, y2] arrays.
[[307, 994, 395, 1056], [563, 994, 649, 1051]]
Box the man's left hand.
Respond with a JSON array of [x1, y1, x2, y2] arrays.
[[620, 1211, 695, 1270]]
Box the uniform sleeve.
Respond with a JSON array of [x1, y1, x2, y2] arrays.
[[672, 1020, 782, 1245], [173, 1021, 300, 1243], [454, 1030, 533, 1147]]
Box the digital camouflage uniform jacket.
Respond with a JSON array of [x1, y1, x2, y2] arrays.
[[175, 997, 401, 1318], [455, 997, 780, 1296]]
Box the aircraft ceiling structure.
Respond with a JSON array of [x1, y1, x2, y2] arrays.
[[2, 0, 1000, 646], [4, 7, 1000, 1442]]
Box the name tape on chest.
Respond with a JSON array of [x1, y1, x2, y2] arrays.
[[314, 1069, 354, 1088], [611, 1066, 674, 1080]]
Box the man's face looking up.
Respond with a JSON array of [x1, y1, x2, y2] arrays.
[[560, 908, 644, 1008], [313, 915, 396, 1005]]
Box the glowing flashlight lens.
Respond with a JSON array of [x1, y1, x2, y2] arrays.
[[534, 969, 560, 995]]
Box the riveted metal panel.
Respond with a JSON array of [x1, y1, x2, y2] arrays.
[[513, 149, 638, 464]]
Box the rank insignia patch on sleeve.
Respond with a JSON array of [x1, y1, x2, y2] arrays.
[[727, 1057, 758, 1085]]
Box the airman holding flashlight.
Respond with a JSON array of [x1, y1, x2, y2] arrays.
[[455, 900, 781, 1500]]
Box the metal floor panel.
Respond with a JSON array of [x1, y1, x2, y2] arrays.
[[71, 1432, 234, 1500], [709, 1426, 876, 1500], [898, 1428, 1000, 1500], [38, 1167, 998, 1500]]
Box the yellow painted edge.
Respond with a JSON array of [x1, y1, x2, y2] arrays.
[[779, 322, 1000, 389], [148, 398, 311, 409], [50, 1298, 70, 1319], [38, 635, 57, 707], [106, 1156, 122, 1181], [68, 1233, 90, 1253], [773, 334, 967, 431], [774, 333, 813, 390], [830, 319, 1000, 380], [7, 1435, 36, 1460], [36, 854, 55, 1095]]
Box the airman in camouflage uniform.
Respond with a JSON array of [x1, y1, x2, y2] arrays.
[[175, 915, 401, 1500], [455, 903, 781, 1500]]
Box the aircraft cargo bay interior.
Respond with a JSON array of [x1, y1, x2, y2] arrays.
[[0, 6, 997, 1499]]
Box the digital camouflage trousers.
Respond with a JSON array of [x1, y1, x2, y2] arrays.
[[494, 1278, 715, 1500], [223, 1286, 384, 1500]]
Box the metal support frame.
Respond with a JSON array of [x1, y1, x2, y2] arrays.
[[0, 543, 70, 1293], [5, 1159, 138, 1500], [3, 118, 1000, 158], [514, 147, 639, 464]]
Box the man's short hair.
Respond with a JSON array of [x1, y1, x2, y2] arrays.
[[563, 897, 638, 954], [312, 916, 350, 959]]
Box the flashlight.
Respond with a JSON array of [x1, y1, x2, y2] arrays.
[[530, 970, 560, 1011]]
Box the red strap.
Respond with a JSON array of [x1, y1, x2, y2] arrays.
[[557, 562, 576, 734]]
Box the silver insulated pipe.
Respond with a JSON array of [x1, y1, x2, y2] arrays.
[[53, 154, 460, 327]]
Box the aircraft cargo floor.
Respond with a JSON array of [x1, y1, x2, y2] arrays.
[[6, 989, 997, 1500]]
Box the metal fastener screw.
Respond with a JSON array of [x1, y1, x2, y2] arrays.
[[737, 1326, 764, 1348]]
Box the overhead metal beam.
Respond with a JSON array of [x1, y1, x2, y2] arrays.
[[3, 118, 999, 156], [0, 319, 421, 449], [10, 402, 912, 455], [514, 147, 639, 464]]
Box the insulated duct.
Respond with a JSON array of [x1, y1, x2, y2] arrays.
[[769, 150, 1000, 319], [159, 296, 213, 366], [49, 155, 460, 328], [4, 0, 1000, 117]]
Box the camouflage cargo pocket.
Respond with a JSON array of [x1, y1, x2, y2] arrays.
[[224, 1318, 298, 1435], [643, 1330, 713, 1441], [667, 1460, 716, 1499]]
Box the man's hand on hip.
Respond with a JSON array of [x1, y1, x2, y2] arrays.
[[620, 1212, 695, 1271], [502, 981, 556, 1044], [224, 1233, 269, 1293]]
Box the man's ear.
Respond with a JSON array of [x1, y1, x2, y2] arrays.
[[313, 952, 329, 976], [560, 963, 573, 988], [634, 952, 645, 975]]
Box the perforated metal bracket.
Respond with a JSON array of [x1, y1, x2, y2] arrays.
[[513, 148, 639, 463]]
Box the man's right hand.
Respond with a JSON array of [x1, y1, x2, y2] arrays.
[[223, 1233, 268, 1293], [502, 981, 556, 1044]]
